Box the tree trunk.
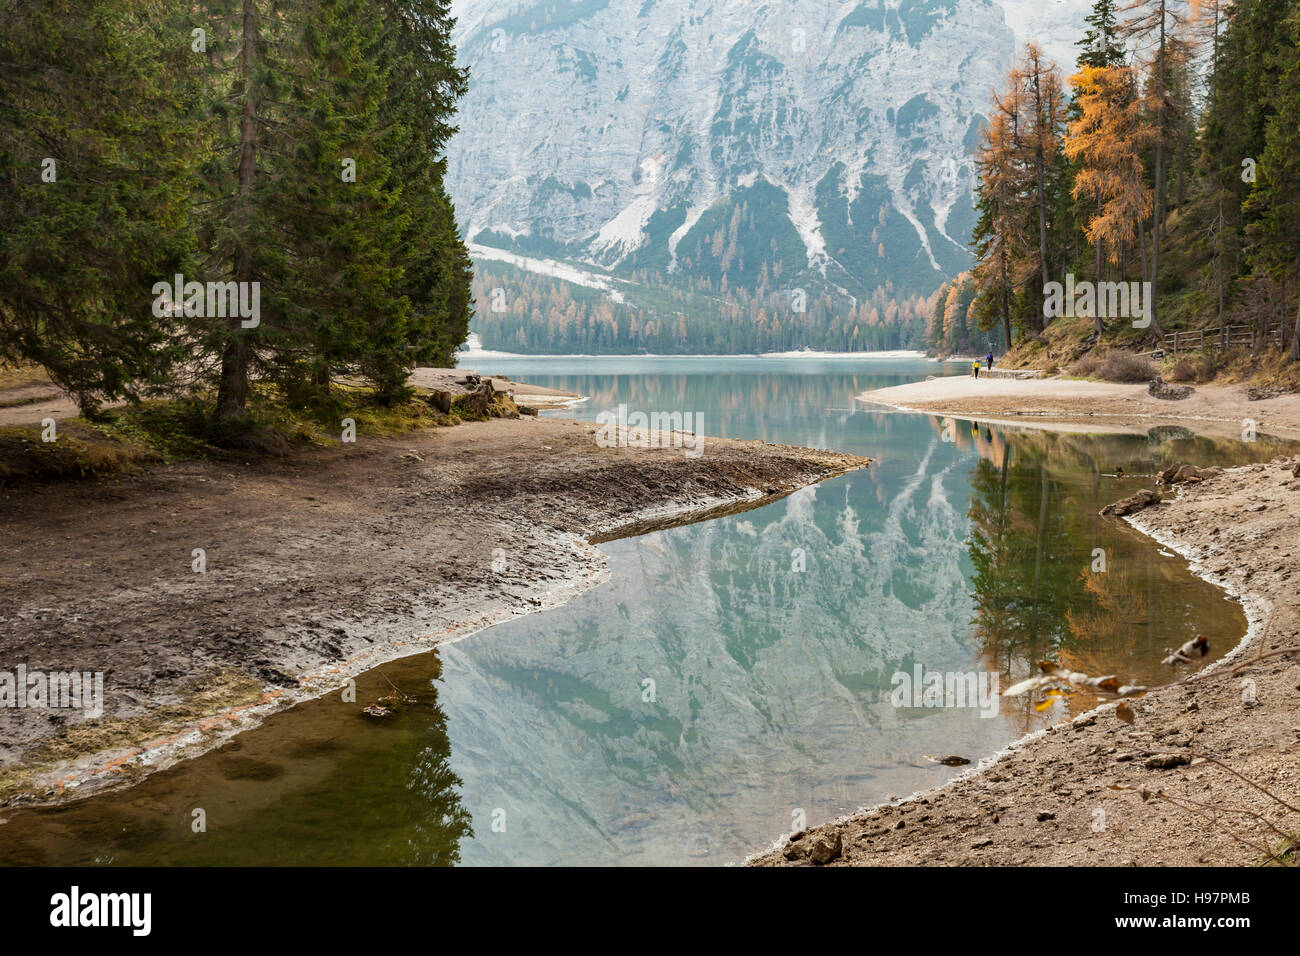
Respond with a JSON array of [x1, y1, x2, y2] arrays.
[[1094, 196, 1105, 336], [1138, 219, 1149, 290], [216, 0, 259, 423], [1032, 63, 1051, 332], [1290, 285, 1300, 362], [1217, 193, 1226, 349], [1001, 243, 1012, 350], [1150, 0, 1166, 339], [1214, 3, 1226, 351]]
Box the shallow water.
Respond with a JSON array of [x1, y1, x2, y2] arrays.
[[1, 357, 1291, 866]]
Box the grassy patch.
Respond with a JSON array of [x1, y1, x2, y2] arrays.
[[0, 382, 517, 486], [1069, 350, 1157, 383], [0, 420, 160, 484]]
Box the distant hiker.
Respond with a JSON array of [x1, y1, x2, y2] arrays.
[[972, 360, 980, 379], [986, 351, 994, 370]]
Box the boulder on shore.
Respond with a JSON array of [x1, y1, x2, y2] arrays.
[[808, 830, 843, 865], [1148, 377, 1194, 401], [1157, 463, 1223, 485]]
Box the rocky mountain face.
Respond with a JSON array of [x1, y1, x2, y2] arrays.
[[447, 0, 1092, 315]]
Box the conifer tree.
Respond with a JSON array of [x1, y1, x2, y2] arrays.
[[0, 0, 195, 415], [1079, 0, 1128, 68], [1122, 0, 1192, 338], [1243, 5, 1300, 358]]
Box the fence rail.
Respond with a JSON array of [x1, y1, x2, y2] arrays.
[[1145, 322, 1285, 360]]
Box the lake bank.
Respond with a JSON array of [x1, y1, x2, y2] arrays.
[[858, 376, 1300, 441], [0, 366, 584, 428], [750, 454, 1300, 866], [0, 415, 869, 809]]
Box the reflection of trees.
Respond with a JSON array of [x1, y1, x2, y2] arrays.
[[1064, 568, 1147, 663], [402, 655, 475, 866], [967, 452, 1076, 674], [964, 424, 1287, 728]]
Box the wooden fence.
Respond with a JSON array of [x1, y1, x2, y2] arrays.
[[1145, 322, 1285, 359]]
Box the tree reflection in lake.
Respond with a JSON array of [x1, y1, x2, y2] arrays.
[[962, 423, 1287, 731], [0, 652, 473, 866]]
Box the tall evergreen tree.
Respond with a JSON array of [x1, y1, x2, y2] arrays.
[[1122, 0, 1193, 339], [1079, 0, 1128, 68], [369, 0, 473, 397], [0, 0, 195, 414], [1072, 0, 1130, 319], [1243, 4, 1300, 358], [193, 0, 471, 421]]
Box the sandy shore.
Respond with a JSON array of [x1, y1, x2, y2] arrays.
[[751, 455, 1300, 866], [858, 376, 1300, 441], [0, 416, 868, 807]]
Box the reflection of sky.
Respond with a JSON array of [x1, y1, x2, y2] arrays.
[[439, 359, 1019, 865]]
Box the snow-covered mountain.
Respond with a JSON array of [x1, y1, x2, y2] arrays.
[[446, 0, 1091, 305]]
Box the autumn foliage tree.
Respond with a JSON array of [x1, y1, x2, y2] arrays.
[[1066, 64, 1154, 334], [968, 0, 1300, 361]]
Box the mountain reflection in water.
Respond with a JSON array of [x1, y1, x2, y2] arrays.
[[0, 359, 1286, 866]]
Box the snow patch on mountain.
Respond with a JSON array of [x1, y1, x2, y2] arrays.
[[444, 0, 1090, 301]]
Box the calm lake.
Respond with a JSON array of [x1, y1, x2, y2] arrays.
[[1, 356, 1291, 865]]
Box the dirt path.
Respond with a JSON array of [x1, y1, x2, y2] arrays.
[[0, 417, 868, 807], [750, 455, 1300, 866], [858, 376, 1300, 441]]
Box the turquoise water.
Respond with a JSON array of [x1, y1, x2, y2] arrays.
[[0, 357, 1287, 866]]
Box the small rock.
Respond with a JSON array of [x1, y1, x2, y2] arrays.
[[929, 755, 971, 766], [1145, 753, 1192, 770], [1036, 811, 1056, 822], [808, 830, 842, 865]]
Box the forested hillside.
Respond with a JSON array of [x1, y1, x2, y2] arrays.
[[960, 0, 1300, 368], [0, 0, 472, 424], [471, 262, 936, 354]]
